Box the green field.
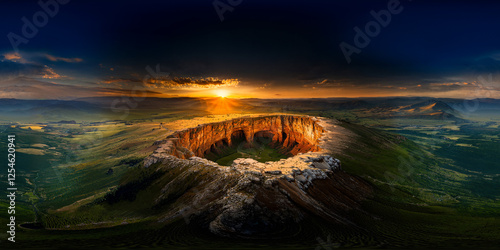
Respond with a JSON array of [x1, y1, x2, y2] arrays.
[[0, 103, 499, 249], [212, 141, 288, 166]]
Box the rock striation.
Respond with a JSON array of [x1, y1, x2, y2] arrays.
[[149, 153, 372, 238], [142, 115, 373, 238], [145, 115, 324, 163]]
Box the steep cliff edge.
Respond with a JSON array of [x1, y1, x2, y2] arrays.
[[146, 115, 324, 162], [146, 153, 372, 238], [136, 115, 373, 238]]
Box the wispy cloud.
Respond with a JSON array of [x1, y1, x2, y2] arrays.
[[40, 65, 62, 79], [0, 77, 162, 99], [100, 77, 142, 85], [145, 77, 240, 89], [300, 78, 351, 89], [42, 53, 83, 63], [2, 52, 25, 63], [2, 51, 83, 64], [0, 59, 61, 80], [1, 51, 66, 79]]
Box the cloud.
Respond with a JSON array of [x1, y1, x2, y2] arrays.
[[0, 77, 162, 99], [300, 78, 350, 89], [411, 81, 474, 92], [2, 51, 83, 64], [42, 53, 83, 63], [490, 54, 500, 61], [0, 60, 61, 79], [145, 77, 240, 89], [2, 52, 25, 63], [257, 83, 270, 89], [100, 77, 142, 85], [1, 51, 64, 79], [40, 65, 62, 79]]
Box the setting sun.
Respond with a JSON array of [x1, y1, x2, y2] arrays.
[[216, 89, 229, 98]]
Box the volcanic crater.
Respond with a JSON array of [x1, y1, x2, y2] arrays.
[[142, 115, 373, 237], [157, 115, 324, 165]]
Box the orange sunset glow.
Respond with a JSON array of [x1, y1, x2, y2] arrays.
[[215, 89, 229, 98], [204, 96, 239, 114]]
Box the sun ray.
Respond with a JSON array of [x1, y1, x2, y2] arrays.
[[216, 89, 229, 98]]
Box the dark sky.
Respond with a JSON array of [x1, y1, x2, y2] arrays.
[[1, 0, 499, 99]]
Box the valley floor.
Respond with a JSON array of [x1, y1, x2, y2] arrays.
[[1, 97, 499, 249]]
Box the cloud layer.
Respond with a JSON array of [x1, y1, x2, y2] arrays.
[[145, 77, 239, 89]]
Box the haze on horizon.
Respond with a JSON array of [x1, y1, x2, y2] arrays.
[[0, 0, 499, 100]]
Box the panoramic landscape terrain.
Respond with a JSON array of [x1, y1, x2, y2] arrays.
[[0, 97, 499, 248], [1, 0, 500, 249]]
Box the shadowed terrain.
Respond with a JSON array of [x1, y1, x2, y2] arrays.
[[0, 97, 499, 249]]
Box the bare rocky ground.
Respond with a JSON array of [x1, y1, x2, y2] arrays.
[[143, 115, 373, 237]]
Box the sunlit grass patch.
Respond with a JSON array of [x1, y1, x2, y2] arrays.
[[20, 125, 45, 130], [17, 148, 46, 155]]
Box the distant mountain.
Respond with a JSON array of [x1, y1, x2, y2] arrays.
[[0, 98, 105, 122], [399, 100, 458, 115], [0, 99, 101, 112], [256, 99, 372, 111], [443, 98, 500, 112], [368, 99, 465, 121], [2, 97, 497, 122]]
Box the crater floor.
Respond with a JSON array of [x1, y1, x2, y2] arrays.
[[146, 115, 326, 166]]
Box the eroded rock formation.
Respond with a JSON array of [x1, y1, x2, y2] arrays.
[[141, 115, 373, 238], [148, 153, 372, 238], [147, 115, 324, 162]]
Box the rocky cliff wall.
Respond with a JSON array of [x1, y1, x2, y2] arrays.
[[139, 116, 374, 238], [161, 115, 324, 159]]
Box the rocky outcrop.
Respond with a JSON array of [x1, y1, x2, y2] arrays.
[[145, 115, 324, 164], [139, 115, 373, 238], [150, 153, 372, 238]]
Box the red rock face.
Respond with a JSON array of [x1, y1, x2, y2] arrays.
[[139, 116, 375, 238], [167, 115, 324, 159]]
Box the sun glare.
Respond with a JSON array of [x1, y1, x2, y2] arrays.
[[216, 90, 229, 98], [205, 94, 238, 114]]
